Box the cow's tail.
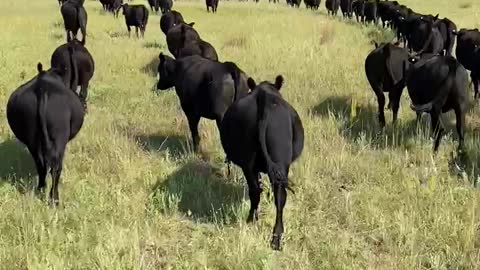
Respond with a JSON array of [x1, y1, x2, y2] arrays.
[[223, 62, 241, 102], [143, 7, 149, 29], [383, 44, 397, 82], [68, 43, 79, 94], [257, 90, 290, 191], [410, 57, 458, 112], [35, 63, 53, 167]]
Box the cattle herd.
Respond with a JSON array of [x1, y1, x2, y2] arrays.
[[3, 0, 480, 251]]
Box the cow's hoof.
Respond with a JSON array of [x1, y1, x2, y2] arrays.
[[246, 210, 258, 223], [48, 198, 60, 207], [35, 188, 46, 200], [270, 235, 282, 251]]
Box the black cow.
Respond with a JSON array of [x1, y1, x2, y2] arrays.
[[50, 39, 95, 110], [175, 24, 218, 61], [167, 22, 200, 58], [156, 53, 249, 151], [160, 10, 184, 36], [454, 28, 480, 98], [121, 4, 149, 38], [325, 0, 340, 16], [340, 0, 352, 18], [100, 0, 113, 10], [405, 54, 468, 153], [6, 63, 85, 205], [287, 0, 301, 8], [409, 15, 457, 56], [219, 75, 304, 251], [352, 0, 365, 22], [304, 0, 320, 10], [434, 18, 457, 56], [111, 0, 124, 17], [377, 0, 398, 28], [159, 0, 173, 13], [405, 14, 446, 56], [364, 1, 378, 24], [60, 0, 87, 44], [205, 0, 219, 13], [392, 8, 418, 47], [365, 42, 409, 127], [147, 0, 160, 13]]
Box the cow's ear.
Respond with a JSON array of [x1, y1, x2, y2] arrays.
[[247, 77, 256, 90], [274, 75, 284, 90], [434, 14, 439, 21], [187, 22, 195, 27], [37, 62, 43, 73]]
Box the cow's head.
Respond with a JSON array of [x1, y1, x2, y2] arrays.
[[247, 75, 284, 96], [157, 52, 176, 90], [121, 3, 128, 15]]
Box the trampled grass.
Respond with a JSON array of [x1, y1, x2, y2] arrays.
[[1, 0, 480, 268]]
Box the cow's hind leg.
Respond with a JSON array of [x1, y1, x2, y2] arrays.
[[79, 81, 89, 110], [472, 73, 479, 100], [374, 89, 386, 128], [49, 146, 66, 206], [430, 110, 444, 153], [66, 30, 71, 42], [270, 166, 288, 251], [187, 115, 201, 152], [29, 148, 47, 197], [243, 167, 262, 222], [455, 105, 466, 153], [389, 87, 403, 125]]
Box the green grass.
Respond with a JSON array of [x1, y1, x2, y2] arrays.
[[1, 0, 480, 268]]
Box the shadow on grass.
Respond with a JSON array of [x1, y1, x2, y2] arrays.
[[141, 57, 159, 77], [312, 96, 420, 149], [135, 134, 189, 158], [0, 139, 37, 194], [143, 41, 165, 50], [50, 32, 65, 41], [108, 31, 129, 39], [52, 20, 63, 29], [150, 160, 243, 224]]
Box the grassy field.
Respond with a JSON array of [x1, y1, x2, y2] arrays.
[[1, 0, 480, 268]]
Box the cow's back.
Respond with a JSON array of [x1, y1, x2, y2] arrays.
[[166, 24, 200, 57], [220, 94, 260, 168], [61, 4, 79, 29], [407, 56, 451, 104]]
